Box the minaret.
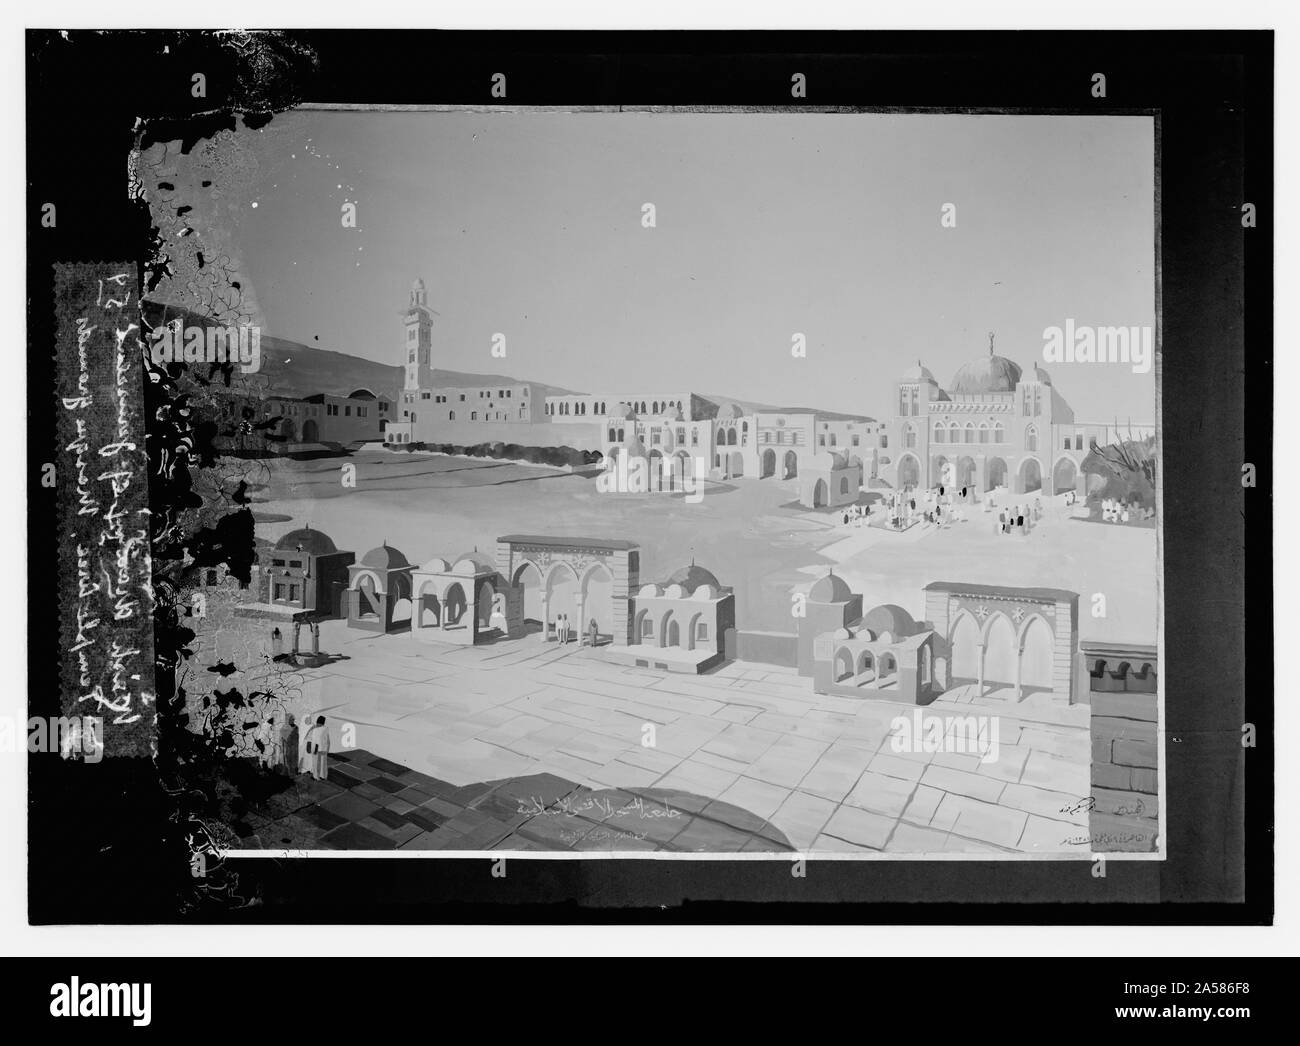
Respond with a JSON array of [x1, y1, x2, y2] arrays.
[[403, 278, 435, 392]]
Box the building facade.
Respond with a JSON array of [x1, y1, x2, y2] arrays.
[[887, 342, 1107, 497]]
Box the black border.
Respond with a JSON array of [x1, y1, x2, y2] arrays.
[[26, 29, 1272, 924]]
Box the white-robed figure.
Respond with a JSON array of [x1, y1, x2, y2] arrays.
[[302, 715, 331, 781]]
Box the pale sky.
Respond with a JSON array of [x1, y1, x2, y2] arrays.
[[227, 108, 1156, 422]]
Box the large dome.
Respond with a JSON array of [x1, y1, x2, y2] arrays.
[[275, 527, 337, 555], [950, 350, 1022, 395], [361, 543, 409, 570], [809, 571, 853, 604], [665, 564, 721, 594], [862, 603, 917, 638]]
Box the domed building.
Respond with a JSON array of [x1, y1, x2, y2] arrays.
[[619, 561, 735, 673], [408, 548, 520, 647], [346, 543, 414, 633], [889, 334, 1092, 498], [255, 525, 355, 618]]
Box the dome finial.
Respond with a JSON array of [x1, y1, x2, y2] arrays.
[[988, 331, 996, 356]]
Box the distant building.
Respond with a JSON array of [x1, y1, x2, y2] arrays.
[[546, 392, 710, 422], [799, 450, 864, 510], [600, 403, 714, 492], [886, 339, 1147, 496]]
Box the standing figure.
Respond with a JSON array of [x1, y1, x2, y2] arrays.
[[277, 714, 299, 776], [303, 716, 331, 781]]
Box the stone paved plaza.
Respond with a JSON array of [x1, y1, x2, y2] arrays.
[[240, 618, 1096, 855]]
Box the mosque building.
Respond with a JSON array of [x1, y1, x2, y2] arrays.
[[886, 335, 1127, 497]]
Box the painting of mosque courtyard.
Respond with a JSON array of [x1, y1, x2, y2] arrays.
[[153, 108, 1161, 859]]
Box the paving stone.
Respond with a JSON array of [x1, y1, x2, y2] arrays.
[[975, 742, 1031, 783], [1020, 750, 1090, 793], [320, 791, 383, 822], [367, 775, 406, 794], [950, 802, 1027, 849], [930, 751, 984, 773], [902, 784, 944, 825], [821, 805, 895, 850], [845, 770, 915, 818], [921, 764, 1006, 804], [405, 808, 448, 833], [368, 756, 410, 777], [798, 743, 873, 803], [368, 806, 410, 830], [616, 745, 682, 775], [350, 781, 389, 802], [867, 752, 927, 782], [770, 790, 837, 850], [716, 776, 792, 822], [653, 759, 739, 799], [885, 822, 952, 852], [299, 804, 348, 831], [419, 795, 467, 819]]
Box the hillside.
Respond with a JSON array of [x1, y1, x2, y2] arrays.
[[141, 302, 578, 402], [141, 302, 872, 419]]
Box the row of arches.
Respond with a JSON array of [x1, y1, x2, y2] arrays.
[[894, 453, 1081, 494], [633, 606, 713, 651], [511, 558, 615, 642], [833, 648, 901, 689], [948, 608, 1056, 698]]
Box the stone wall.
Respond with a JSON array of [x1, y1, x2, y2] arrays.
[[1083, 641, 1160, 852]]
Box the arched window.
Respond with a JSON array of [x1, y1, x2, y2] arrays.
[[994, 421, 1005, 443], [964, 422, 975, 444], [608, 428, 616, 442], [904, 423, 916, 449], [1025, 425, 1038, 451], [933, 421, 945, 444], [448, 410, 455, 421], [840, 476, 850, 494], [979, 422, 989, 444], [949, 421, 959, 443], [617, 427, 625, 441], [652, 401, 660, 414]]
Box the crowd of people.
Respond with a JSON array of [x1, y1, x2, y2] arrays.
[[253, 712, 332, 781], [839, 483, 986, 532], [994, 497, 1042, 537]]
